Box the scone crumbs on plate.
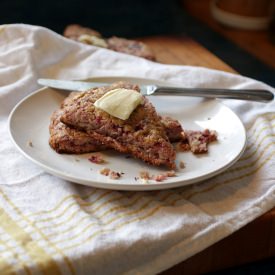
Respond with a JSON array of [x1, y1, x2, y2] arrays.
[[28, 140, 33, 147], [179, 161, 185, 169], [100, 167, 124, 180], [138, 170, 176, 183], [88, 153, 106, 164]]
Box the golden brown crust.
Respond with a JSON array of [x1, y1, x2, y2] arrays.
[[49, 109, 106, 154], [50, 106, 183, 156]]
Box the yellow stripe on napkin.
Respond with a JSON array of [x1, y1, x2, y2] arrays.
[[0, 207, 62, 275], [0, 238, 17, 275], [0, 236, 31, 275]]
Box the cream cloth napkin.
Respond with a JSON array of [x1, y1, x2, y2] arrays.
[[0, 24, 274, 275]]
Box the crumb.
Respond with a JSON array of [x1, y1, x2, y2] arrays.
[[134, 177, 138, 181], [138, 169, 176, 183], [186, 129, 217, 154], [100, 168, 123, 179], [100, 168, 110, 176], [28, 141, 33, 147], [139, 171, 151, 180], [177, 129, 218, 154], [125, 155, 132, 159], [179, 161, 185, 169], [153, 174, 167, 182], [207, 117, 211, 120], [75, 158, 80, 162], [151, 171, 176, 182], [88, 153, 106, 164], [110, 171, 122, 179], [165, 170, 176, 177]]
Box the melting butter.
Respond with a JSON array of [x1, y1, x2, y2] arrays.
[[94, 88, 143, 120]]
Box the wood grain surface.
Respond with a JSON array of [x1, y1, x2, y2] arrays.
[[139, 35, 237, 73]]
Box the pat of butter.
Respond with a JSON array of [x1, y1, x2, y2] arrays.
[[94, 88, 143, 120], [78, 34, 108, 48]]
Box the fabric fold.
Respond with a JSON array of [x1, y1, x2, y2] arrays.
[[0, 24, 274, 275]]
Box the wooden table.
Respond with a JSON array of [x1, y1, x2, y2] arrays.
[[182, 0, 275, 69], [140, 35, 236, 73], [139, 35, 275, 274]]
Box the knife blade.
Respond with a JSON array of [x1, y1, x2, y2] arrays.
[[37, 78, 108, 92], [37, 78, 274, 102], [38, 78, 157, 96]]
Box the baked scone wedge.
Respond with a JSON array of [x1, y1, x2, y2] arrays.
[[63, 24, 156, 61], [60, 82, 176, 169], [49, 109, 183, 154], [49, 109, 107, 154], [106, 36, 156, 61]]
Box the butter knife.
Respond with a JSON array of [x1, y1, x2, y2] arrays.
[[37, 78, 274, 102]]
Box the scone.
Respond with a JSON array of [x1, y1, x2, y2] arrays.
[[49, 109, 107, 154], [106, 36, 156, 61], [63, 24, 156, 61], [49, 111, 183, 154], [60, 82, 176, 169]]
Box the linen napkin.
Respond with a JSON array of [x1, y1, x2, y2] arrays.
[[0, 24, 274, 275]]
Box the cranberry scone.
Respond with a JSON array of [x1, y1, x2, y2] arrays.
[[60, 82, 176, 168], [63, 24, 156, 61]]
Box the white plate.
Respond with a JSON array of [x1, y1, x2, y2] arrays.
[[8, 76, 246, 191]]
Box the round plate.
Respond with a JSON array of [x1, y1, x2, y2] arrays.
[[8, 76, 246, 190]]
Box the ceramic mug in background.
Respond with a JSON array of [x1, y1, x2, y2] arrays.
[[210, 0, 275, 30]]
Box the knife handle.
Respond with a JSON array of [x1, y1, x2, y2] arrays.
[[155, 86, 274, 102]]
